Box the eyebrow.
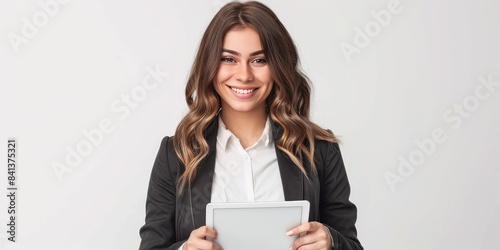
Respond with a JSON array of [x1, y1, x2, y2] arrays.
[[222, 49, 265, 57]]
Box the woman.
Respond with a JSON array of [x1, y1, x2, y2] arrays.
[[139, 1, 362, 249]]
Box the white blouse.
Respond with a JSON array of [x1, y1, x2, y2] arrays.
[[210, 116, 285, 203]]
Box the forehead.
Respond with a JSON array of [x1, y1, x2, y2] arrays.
[[223, 27, 263, 52]]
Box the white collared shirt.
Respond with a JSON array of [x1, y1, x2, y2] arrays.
[[210, 116, 284, 202]]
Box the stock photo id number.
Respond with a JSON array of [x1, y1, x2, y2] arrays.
[[6, 138, 18, 243]]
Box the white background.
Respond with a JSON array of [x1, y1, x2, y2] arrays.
[[1, 0, 499, 249]]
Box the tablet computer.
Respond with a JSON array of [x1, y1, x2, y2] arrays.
[[206, 200, 310, 249]]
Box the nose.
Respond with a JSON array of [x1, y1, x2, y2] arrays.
[[235, 63, 254, 82]]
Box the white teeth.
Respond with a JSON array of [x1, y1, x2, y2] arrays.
[[231, 87, 255, 94]]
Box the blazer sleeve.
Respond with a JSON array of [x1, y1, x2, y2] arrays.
[[318, 141, 363, 250], [139, 136, 186, 250]]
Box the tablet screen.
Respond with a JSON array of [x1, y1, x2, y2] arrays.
[[206, 201, 309, 249]]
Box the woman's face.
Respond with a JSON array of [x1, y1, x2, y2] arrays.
[[214, 27, 273, 115]]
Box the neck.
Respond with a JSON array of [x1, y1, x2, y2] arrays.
[[220, 108, 267, 148]]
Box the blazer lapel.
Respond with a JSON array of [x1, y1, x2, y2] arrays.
[[272, 119, 304, 201]]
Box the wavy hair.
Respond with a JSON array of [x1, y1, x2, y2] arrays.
[[174, 1, 337, 194]]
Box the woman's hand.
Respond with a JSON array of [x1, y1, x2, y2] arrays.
[[184, 226, 223, 250], [287, 222, 332, 250]]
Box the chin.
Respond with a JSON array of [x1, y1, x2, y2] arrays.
[[228, 106, 255, 113], [225, 102, 263, 113]]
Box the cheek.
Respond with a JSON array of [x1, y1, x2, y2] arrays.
[[255, 69, 273, 88], [216, 66, 232, 85], [262, 70, 274, 98], [265, 82, 274, 97], [255, 65, 272, 79]]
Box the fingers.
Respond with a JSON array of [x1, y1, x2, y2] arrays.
[[185, 226, 223, 250], [192, 226, 218, 239], [287, 221, 321, 236], [288, 222, 331, 250], [290, 232, 329, 250]]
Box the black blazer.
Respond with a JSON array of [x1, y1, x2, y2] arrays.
[[139, 118, 363, 250]]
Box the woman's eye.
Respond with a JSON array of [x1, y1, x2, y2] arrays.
[[252, 58, 267, 64], [221, 57, 235, 63]]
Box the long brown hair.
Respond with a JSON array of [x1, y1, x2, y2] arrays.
[[174, 1, 336, 194]]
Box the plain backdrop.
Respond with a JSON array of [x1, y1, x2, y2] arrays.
[[1, 0, 499, 249]]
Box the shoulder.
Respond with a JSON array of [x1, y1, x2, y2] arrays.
[[154, 136, 181, 174], [314, 139, 341, 160], [313, 128, 341, 159], [161, 135, 175, 147], [312, 137, 344, 178], [158, 135, 175, 155]]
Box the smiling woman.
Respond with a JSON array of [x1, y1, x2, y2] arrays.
[[139, 1, 363, 250]]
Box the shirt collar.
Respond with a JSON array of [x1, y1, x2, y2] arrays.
[[217, 116, 272, 150]]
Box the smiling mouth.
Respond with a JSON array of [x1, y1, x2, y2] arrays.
[[230, 86, 257, 94]]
